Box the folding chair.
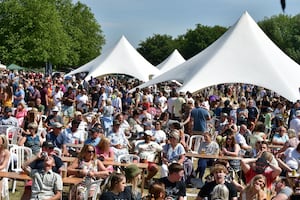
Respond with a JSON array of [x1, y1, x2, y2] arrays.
[[10, 146, 33, 193]]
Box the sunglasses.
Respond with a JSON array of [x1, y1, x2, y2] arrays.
[[87, 150, 95, 153]]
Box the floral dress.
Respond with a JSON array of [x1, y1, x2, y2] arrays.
[[70, 159, 99, 200]]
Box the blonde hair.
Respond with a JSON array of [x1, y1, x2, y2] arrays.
[[104, 172, 125, 192], [78, 145, 97, 161], [0, 135, 8, 149], [97, 137, 110, 152], [211, 184, 229, 200], [243, 174, 266, 199], [211, 164, 228, 174], [288, 129, 296, 138]]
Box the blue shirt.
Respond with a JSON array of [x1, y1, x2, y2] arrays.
[[84, 137, 101, 146], [191, 106, 210, 132], [46, 132, 67, 149]]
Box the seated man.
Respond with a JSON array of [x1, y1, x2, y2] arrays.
[[134, 130, 162, 183], [84, 127, 103, 146], [272, 177, 293, 200], [241, 154, 282, 189], [21, 141, 64, 200], [22, 154, 63, 200], [107, 120, 129, 161]]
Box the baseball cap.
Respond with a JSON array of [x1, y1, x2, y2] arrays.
[[42, 141, 55, 148], [4, 107, 12, 113], [52, 106, 59, 112], [52, 122, 63, 128]]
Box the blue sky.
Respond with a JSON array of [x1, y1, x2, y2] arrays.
[[76, 0, 300, 51]]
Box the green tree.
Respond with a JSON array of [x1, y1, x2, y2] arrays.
[[0, 0, 104, 70], [137, 34, 176, 66], [179, 24, 227, 59], [259, 14, 300, 64]]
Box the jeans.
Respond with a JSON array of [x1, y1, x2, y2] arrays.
[[197, 158, 214, 179]]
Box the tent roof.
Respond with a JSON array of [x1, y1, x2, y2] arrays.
[[7, 64, 24, 70], [66, 36, 160, 82], [0, 63, 6, 69], [156, 49, 185, 74], [137, 11, 300, 102]]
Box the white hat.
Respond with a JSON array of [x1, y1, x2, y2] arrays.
[[52, 106, 59, 112]]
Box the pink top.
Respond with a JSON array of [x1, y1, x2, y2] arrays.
[[96, 147, 114, 172]]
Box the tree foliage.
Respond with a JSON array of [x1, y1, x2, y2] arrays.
[[137, 25, 227, 65], [138, 14, 300, 67], [259, 14, 300, 64], [137, 34, 176, 66], [0, 0, 104, 69]]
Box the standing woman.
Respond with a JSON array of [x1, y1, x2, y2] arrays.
[[101, 99, 114, 135], [237, 101, 248, 125], [2, 85, 13, 108], [240, 174, 267, 200], [13, 84, 25, 107], [18, 122, 42, 155], [221, 133, 241, 172], [100, 172, 133, 200], [0, 135, 11, 200], [67, 144, 110, 200]]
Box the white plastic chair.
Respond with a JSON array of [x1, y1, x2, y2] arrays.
[[184, 134, 190, 146], [188, 135, 203, 153], [0, 125, 12, 135], [83, 179, 104, 200], [10, 146, 33, 193], [6, 127, 22, 144]]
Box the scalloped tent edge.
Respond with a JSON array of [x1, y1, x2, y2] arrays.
[[65, 35, 160, 82], [136, 11, 300, 102]]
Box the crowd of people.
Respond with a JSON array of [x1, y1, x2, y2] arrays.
[[0, 69, 299, 200]]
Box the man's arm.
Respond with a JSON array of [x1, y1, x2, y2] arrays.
[[268, 160, 282, 179], [241, 158, 256, 174], [22, 154, 40, 175], [46, 191, 62, 200]]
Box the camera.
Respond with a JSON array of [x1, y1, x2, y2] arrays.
[[41, 152, 48, 159]]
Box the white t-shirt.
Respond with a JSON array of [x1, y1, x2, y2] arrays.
[[76, 94, 89, 110], [235, 132, 247, 146], [284, 147, 300, 170], [52, 90, 63, 108], [135, 141, 162, 162], [290, 118, 300, 135], [153, 130, 167, 144]]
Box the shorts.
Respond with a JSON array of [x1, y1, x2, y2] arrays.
[[147, 161, 157, 171]]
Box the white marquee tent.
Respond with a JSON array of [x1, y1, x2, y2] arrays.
[[66, 36, 160, 82], [156, 49, 185, 74], [0, 63, 6, 69], [137, 12, 300, 102]]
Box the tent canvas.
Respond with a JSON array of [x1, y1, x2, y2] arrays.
[[66, 36, 160, 82], [0, 63, 6, 69], [7, 64, 24, 71], [156, 49, 185, 74], [137, 12, 300, 102]]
